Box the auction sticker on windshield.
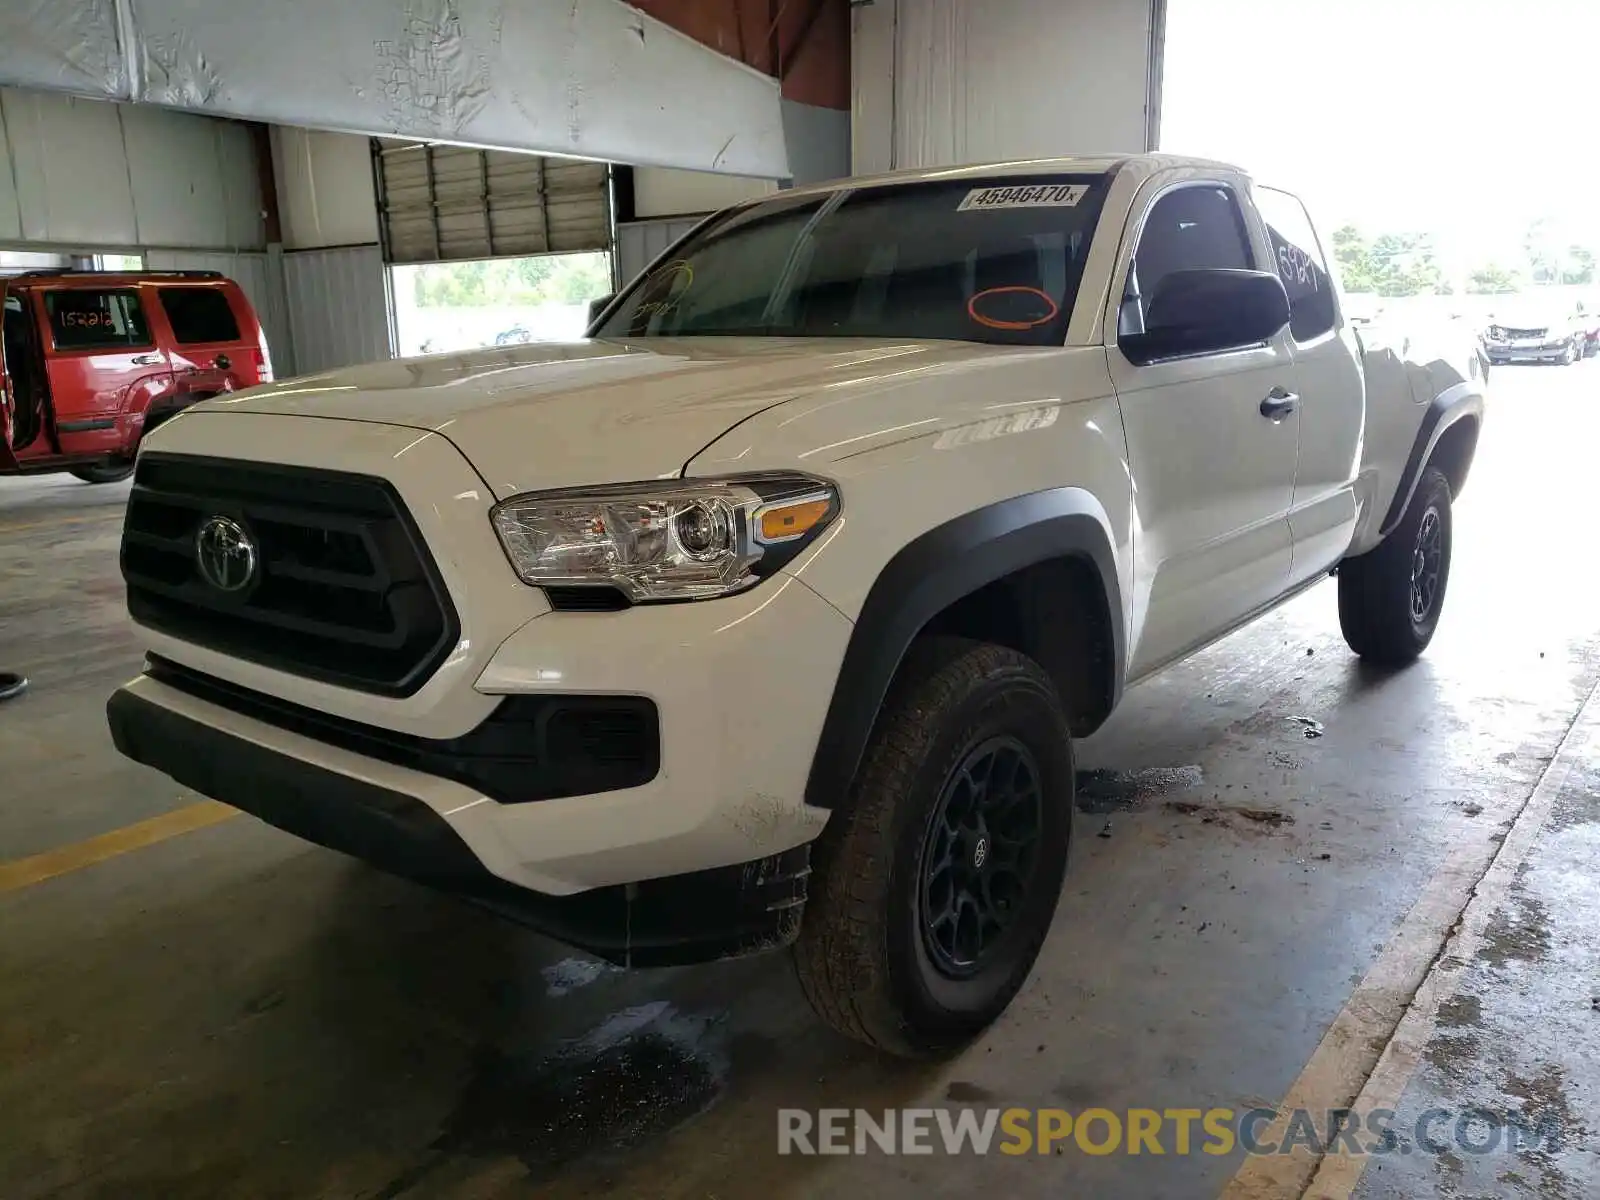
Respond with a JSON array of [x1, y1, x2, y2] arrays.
[[958, 184, 1089, 211]]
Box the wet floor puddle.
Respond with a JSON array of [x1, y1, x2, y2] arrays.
[[1075, 765, 1204, 813], [382, 1002, 729, 1193], [1165, 800, 1295, 829]]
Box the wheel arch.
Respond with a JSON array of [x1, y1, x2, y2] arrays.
[[1379, 383, 1483, 537], [803, 487, 1125, 810]]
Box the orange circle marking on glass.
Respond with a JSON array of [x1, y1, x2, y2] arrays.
[[967, 286, 1059, 331]]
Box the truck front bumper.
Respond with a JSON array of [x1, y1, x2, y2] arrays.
[[108, 571, 853, 965], [1485, 341, 1572, 363], [108, 668, 813, 966]]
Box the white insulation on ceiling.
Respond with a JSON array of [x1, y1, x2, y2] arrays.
[[0, 0, 789, 177]]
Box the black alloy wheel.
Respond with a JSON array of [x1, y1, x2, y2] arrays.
[[1409, 507, 1444, 625], [1337, 466, 1453, 665], [793, 638, 1075, 1057], [919, 735, 1044, 978]]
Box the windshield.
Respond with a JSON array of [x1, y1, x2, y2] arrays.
[[597, 174, 1112, 346]]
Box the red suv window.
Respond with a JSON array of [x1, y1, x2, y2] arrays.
[[44, 290, 152, 351], [158, 287, 242, 344]]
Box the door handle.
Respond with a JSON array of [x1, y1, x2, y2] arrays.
[[1260, 387, 1300, 421], [131, 353, 162, 365]]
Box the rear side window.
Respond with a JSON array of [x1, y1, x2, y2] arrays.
[[1255, 186, 1336, 341], [158, 287, 242, 344], [44, 290, 151, 350]]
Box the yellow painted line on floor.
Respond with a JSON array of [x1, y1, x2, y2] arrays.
[[0, 510, 123, 535], [0, 801, 239, 894], [1219, 679, 1600, 1200]]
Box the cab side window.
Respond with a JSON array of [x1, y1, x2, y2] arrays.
[[1255, 186, 1336, 342], [44, 290, 152, 351], [1120, 185, 1254, 337]]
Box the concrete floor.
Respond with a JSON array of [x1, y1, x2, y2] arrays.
[[2, 363, 1597, 1200]]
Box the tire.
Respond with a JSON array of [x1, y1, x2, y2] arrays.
[[69, 462, 134, 485], [1559, 341, 1577, 366], [1338, 466, 1452, 665], [794, 638, 1075, 1057]]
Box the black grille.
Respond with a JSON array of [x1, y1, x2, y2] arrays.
[[1500, 326, 1546, 340], [122, 455, 460, 696], [146, 657, 660, 804]]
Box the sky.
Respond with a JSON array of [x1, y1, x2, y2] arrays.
[[1159, 0, 1600, 274]]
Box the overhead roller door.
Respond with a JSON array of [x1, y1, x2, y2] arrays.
[[375, 141, 612, 265]]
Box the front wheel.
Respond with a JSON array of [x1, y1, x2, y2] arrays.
[[794, 639, 1075, 1057], [1560, 341, 1578, 365], [69, 462, 134, 485], [1338, 467, 1453, 665]]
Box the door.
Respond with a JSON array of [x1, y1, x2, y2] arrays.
[[1107, 177, 1301, 679], [1, 285, 19, 454], [38, 287, 174, 458], [1255, 186, 1365, 584], [2, 287, 50, 462], [152, 284, 257, 403]]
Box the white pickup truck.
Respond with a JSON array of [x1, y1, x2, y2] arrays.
[[107, 154, 1484, 1057]]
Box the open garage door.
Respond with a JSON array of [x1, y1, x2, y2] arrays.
[[374, 141, 615, 356], [374, 142, 612, 265]]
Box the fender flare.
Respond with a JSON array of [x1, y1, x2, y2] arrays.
[[1379, 382, 1484, 537], [803, 487, 1125, 810]]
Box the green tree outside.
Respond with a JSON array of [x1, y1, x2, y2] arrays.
[[1560, 246, 1594, 286], [412, 252, 612, 308], [1467, 264, 1520, 294], [1332, 226, 1450, 297]]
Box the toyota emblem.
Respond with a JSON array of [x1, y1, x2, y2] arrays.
[[195, 515, 257, 593]]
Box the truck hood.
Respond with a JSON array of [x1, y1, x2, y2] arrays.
[[200, 337, 1021, 498]]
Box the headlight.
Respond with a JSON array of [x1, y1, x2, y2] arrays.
[[490, 473, 839, 603]]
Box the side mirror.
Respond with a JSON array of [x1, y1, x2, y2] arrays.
[[1121, 269, 1290, 366], [586, 294, 616, 329]]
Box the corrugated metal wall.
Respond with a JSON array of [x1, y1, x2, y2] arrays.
[[0, 87, 264, 251], [282, 246, 392, 377], [614, 218, 704, 291]]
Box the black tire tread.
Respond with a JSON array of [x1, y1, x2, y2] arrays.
[[794, 638, 1067, 1057], [69, 463, 134, 485], [1338, 466, 1451, 665]]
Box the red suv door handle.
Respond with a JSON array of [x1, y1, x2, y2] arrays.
[[131, 353, 162, 365]]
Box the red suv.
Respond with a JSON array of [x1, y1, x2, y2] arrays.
[[1, 270, 272, 484]]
